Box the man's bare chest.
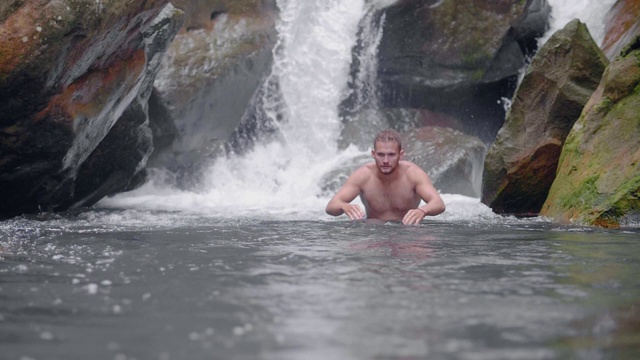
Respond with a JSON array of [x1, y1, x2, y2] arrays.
[[360, 182, 418, 212]]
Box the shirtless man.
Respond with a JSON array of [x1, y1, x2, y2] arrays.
[[325, 129, 445, 225]]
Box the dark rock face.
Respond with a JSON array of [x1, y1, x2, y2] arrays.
[[481, 19, 609, 215], [541, 36, 640, 227], [70, 6, 185, 209], [375, 0, 550, 142], [0, 1, 183, 218]]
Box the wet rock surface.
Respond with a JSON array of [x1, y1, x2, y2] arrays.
[[541, 36, 640, 227], [481, 19, 608, 215], [374, 0, 551, 142], [0, 1, 182, 217]]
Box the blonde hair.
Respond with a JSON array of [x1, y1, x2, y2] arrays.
[[374, 129, 402, 150]]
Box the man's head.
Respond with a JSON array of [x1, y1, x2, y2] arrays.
[[372, 129, 404, 175]]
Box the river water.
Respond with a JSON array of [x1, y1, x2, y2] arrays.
[[2, 0, 639, 359], [1, 207, 639, 359]]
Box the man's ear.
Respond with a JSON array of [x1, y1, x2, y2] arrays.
[[371, 149, 376, 158], [400, 149, 405, 159]]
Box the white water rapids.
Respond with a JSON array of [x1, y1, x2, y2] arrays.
[[100, 0, 616, 221]]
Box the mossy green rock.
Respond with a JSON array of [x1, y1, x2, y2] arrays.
[[541, 37, 640, 227], [482, 19, 608, 214]]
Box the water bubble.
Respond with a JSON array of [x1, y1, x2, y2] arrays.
[[84, 283, 99, 295]]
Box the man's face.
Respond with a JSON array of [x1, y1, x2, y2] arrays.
[[372, 141, 403, 175]]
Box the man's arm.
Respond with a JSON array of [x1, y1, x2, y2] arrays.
[[402, 165, 445, 225], [325, 168, 367, 220]]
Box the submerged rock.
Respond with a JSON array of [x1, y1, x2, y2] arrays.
[[541, 37, 640, 228], [0, 0, 182, 218], [482, 19, 608, 215]]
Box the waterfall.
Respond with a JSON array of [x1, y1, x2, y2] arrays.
[[541, 0, 617, 47]]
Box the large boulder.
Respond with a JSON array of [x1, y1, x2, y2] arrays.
[[602, 0, 640, 60], [70, 6, 184, 208], [0, 0, 182, 218], [481, 19, 608, 215], [404, 127, 486, 197], [375, 0, 551, 142], [541, 37, 640, 228], [149, 0, 277, 184]]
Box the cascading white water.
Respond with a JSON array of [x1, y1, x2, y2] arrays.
[[101, 0, 617, 221], [541, 0, 617, 46]]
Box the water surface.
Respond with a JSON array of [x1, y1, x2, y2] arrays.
[[1, 209, 639, 360]]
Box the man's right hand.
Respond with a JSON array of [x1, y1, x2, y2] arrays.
[[342, 204, 365, 220]]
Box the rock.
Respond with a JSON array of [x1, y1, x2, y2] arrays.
[[149, 0, 277, 183], [541, 36, 640, 228], [602, 0, 640, 60], [404, 127, 486, 197], [375, 0, 550, 142], [339, 107, 465, 151], [482, 19, 608, 215], [0, 0, 181, 218], [70, 5, 185, 209]]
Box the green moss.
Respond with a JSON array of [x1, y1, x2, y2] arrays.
[[559, 175, 600, 209], [595, 97, 614, 114]]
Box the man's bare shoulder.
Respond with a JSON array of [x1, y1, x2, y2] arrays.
[[351, 163, 376, 179], [400, 161, 430, 179], [399, 160, 423, 172]]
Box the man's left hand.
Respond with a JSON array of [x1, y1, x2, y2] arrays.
[[402, 209, 426, 225]]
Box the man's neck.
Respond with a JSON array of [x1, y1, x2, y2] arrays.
[[375, 167, 402, 184]]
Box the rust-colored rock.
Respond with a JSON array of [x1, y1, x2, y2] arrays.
[[602, 0, 640, 59], [0, 1, 183, 217]]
